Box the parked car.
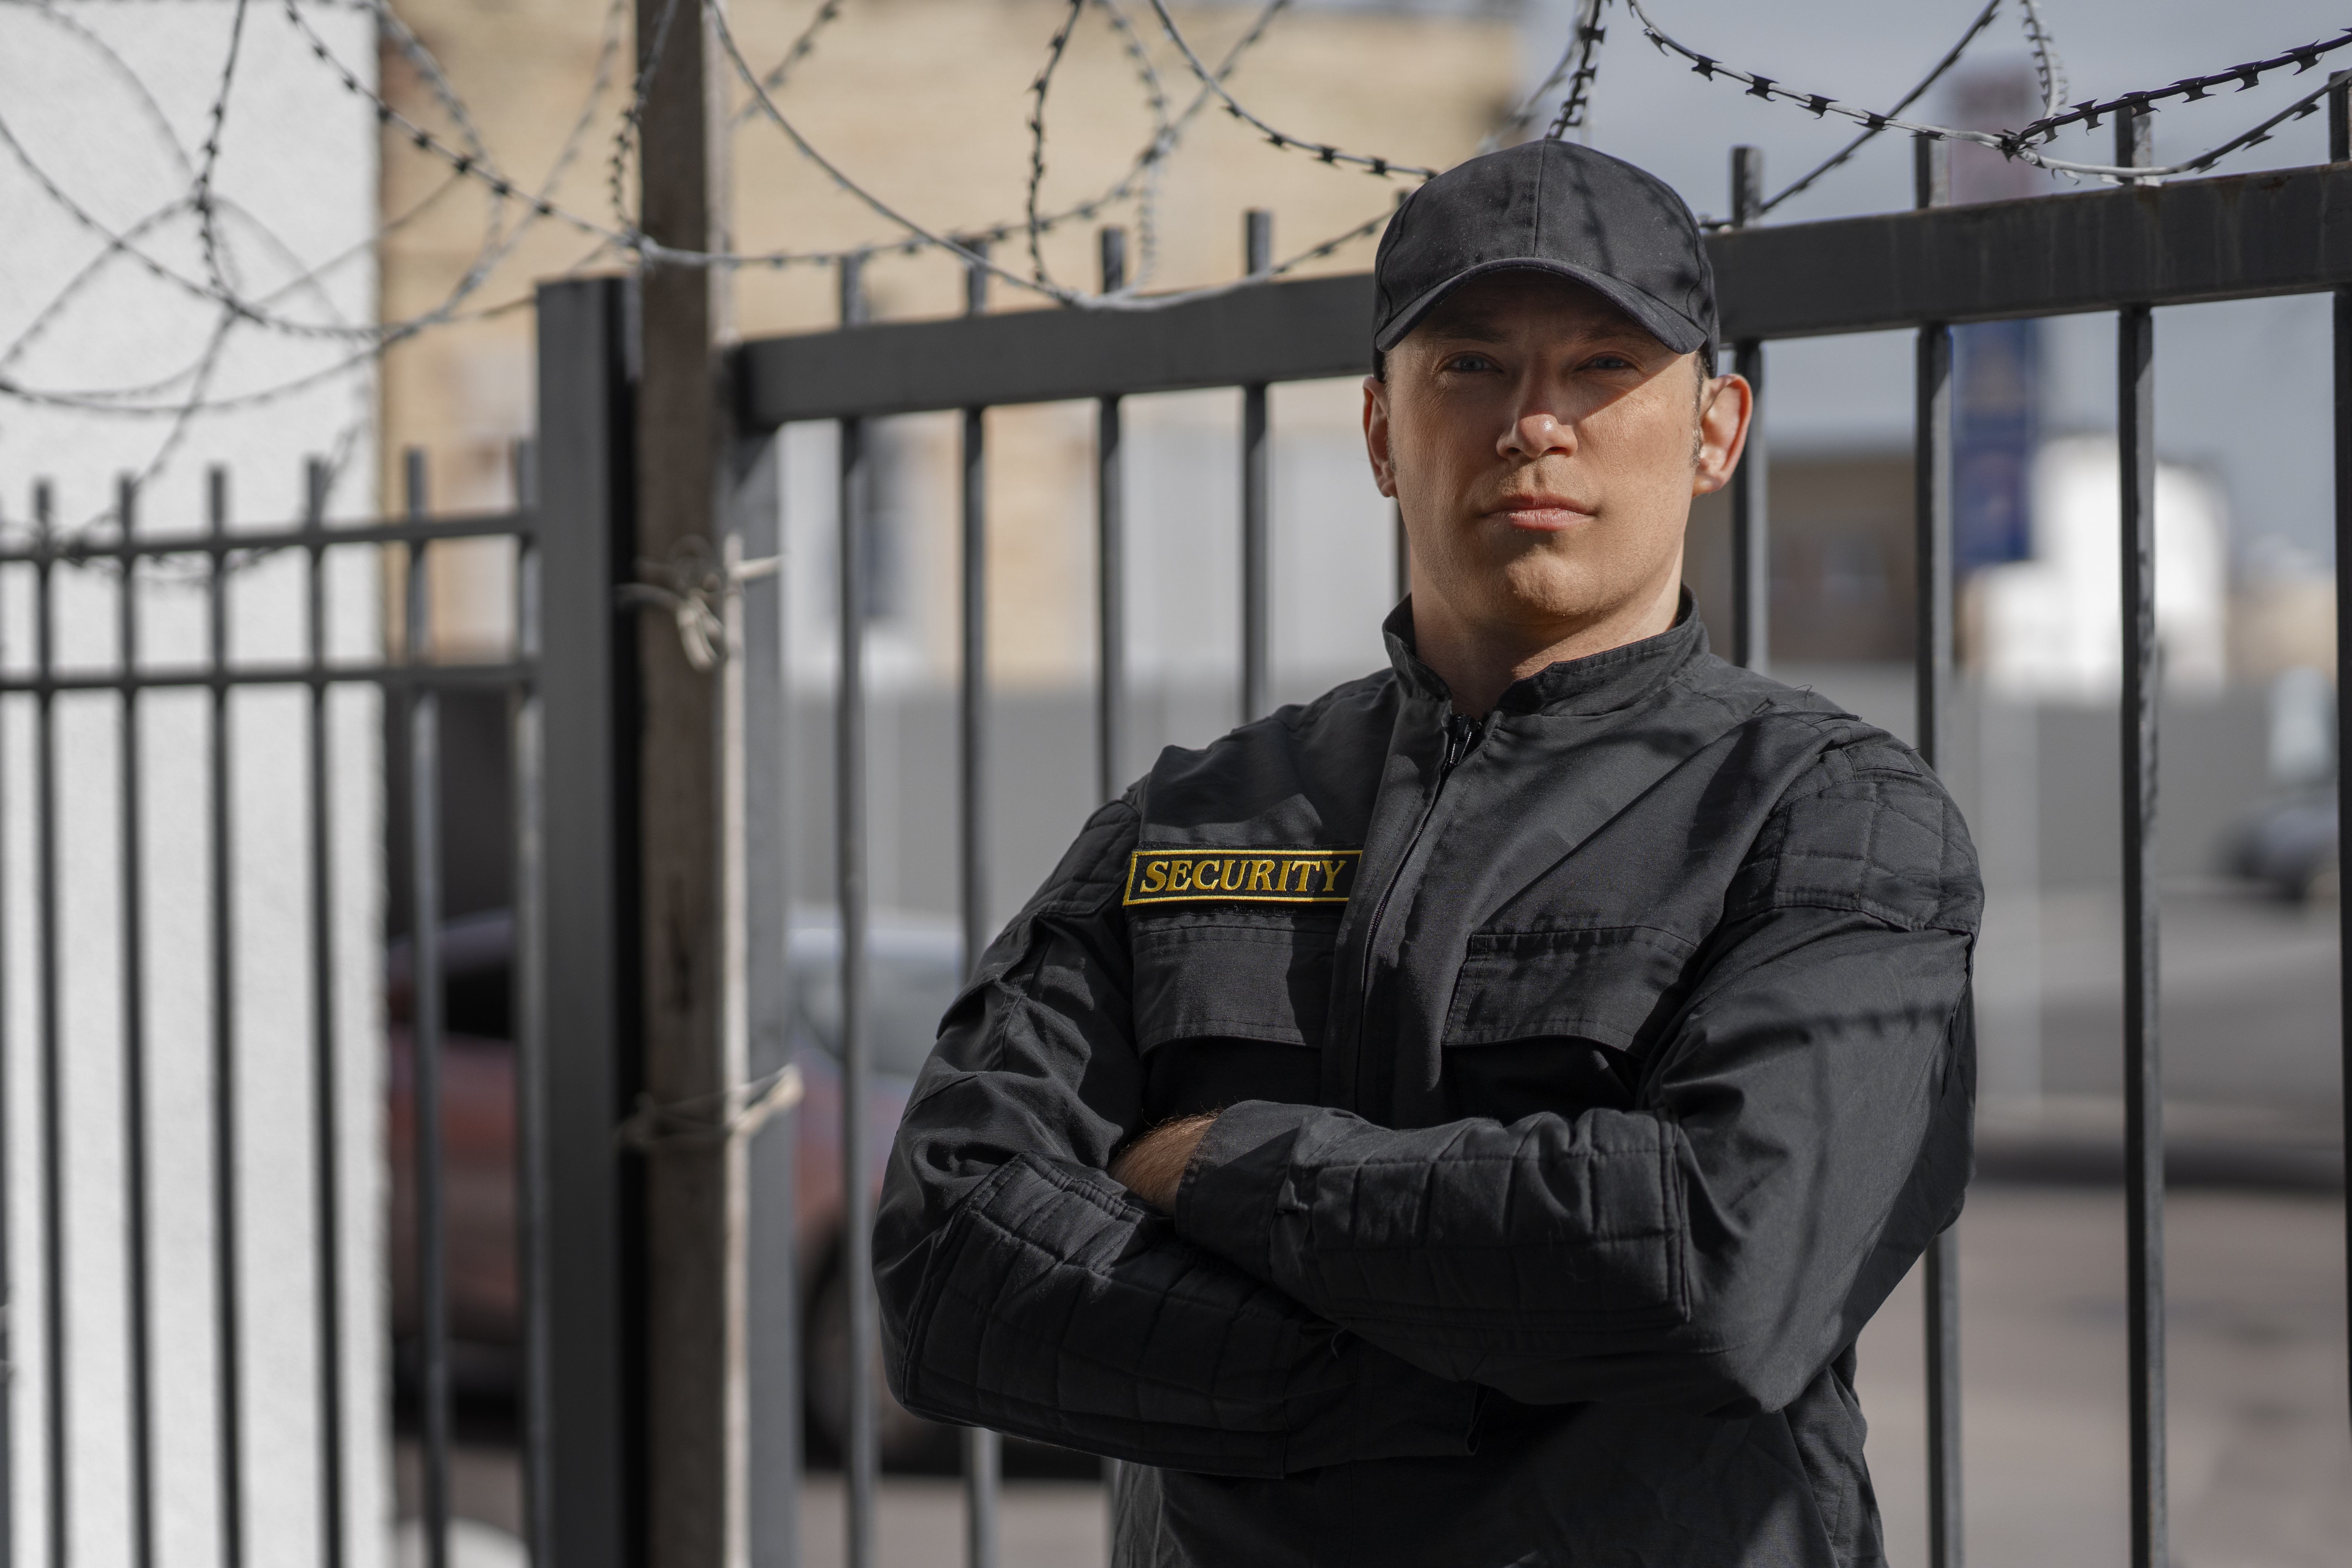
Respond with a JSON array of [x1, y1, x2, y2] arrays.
[[2224, 791, 2338, 900], [388, 906, 965, 1465]]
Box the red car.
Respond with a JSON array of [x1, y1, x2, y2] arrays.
[[388, 906, 966, 1464]]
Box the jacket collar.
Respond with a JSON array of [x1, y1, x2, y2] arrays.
[[1381, 588, 1710, 718]]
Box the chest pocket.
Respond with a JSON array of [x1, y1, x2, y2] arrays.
[[1130, 910, 1339, 1051], [1444, 926, 1697, 1058]]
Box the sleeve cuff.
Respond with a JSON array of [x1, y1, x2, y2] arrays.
[[1173, 1098, 1327, 1284]]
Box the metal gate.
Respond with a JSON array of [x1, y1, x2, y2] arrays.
[[713, 109, 2352, 1568], [8, 100, 2352, 1568]]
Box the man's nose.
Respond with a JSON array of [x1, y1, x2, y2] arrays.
[[1501, 407, 1575, 460]]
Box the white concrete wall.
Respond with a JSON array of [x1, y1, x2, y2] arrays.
[[0, 4, 388, 1565]]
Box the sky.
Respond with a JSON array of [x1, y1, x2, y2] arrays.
[[1504, 0, 2348, 569]]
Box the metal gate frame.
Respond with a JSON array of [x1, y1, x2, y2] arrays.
[[571, 117, 2352, 1568]]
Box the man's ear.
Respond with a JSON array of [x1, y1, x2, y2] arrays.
[[1363, 375, 1398, 499], [1692, 371, 1753, 497]]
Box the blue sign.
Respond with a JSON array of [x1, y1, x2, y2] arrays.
[[1954, 319, 2040, 574]]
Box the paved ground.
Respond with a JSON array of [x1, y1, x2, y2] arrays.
[[409, 1186, 2349, 1568], [1859, 1183, 2351, 1568]]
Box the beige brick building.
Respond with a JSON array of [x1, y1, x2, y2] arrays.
[[378, 0, 1520, 682]]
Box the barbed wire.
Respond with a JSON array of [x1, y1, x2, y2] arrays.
[[1754, 0, 2001, 219], [707, 0, 1399, 308], [1543, 0, 1610, 141], [1477, 0, 1606, 152], [2014, 25, 2352, 145], [1629, 0, 2352, 182], [608, 0, 688, 233], [15, 0, 2352, 469], [2019, 0, 2068, 122], [1089, 0, 1174, 286], [1024, 0, 1088, 289], [1026, 0, 1291, 293], [1139, 0, 1434, 179], [0, 0, 624, 363], [6, 0, 1379, 325], [731, 0, 847, 127]]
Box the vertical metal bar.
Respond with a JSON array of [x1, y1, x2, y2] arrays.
[[2332, 71, 2352, 1457], [1729, 147, 1769, 674], [405, 451, 452, 1568], [206, 464, 245, 1568], [530, 275, 637, 1568], [299, 458, 346, 1568], [0, 482, 18, 1568], [956, 246, 1003, 1568], [1093, 226, 1130, 1529], [117, 474, 157, 1568], [736, 414, 798, 1568], [2114, 106, 2166, 1568], [509, 439, 554, 1568], [719, 525, 753, 1568], [836, 255, 879, 1568], [1097, 227, 1128, 802], [30, 483, 63, 1568], [1911, 133, 1963, 1568], [0, 492, 21, 1568], [1240, 210, 1272, 725]]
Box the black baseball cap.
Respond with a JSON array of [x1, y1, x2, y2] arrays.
[[1372, 139, 1717, 363]]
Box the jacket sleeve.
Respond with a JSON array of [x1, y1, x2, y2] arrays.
[[873, 799, 1484, 1477], [1172, 755, 1981, 1417]]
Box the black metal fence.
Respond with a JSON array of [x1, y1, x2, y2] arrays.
[[9, 108, 2352, 1568], [718, 120, 2352, 1568], [0, 455, 537, 1568]]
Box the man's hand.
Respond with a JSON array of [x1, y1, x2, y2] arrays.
[[1110, 1113, 1219, 1211]]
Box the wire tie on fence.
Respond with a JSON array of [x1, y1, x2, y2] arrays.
[[614, 1062, 805, 1153], [618, 541, 783, 672]]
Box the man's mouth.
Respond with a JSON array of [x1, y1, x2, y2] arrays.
[[1491, 496, 1595, 532]]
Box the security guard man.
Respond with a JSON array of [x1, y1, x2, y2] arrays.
[[877, 138, 1978, 1568]]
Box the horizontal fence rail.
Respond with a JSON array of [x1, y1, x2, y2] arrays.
[[737, 159, 2352, 425], [724, 142, 2352, 1568]]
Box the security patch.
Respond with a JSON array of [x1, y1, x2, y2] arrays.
[[1123, 848, 1361, 906]]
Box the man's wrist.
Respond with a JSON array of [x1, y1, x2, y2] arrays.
[[1110, 1112, 1219, 1211]]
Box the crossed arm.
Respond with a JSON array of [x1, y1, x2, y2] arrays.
[[874, 793, 1976, 1474]]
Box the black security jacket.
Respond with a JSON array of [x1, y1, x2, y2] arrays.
[[876, 601, 1980, 1568]]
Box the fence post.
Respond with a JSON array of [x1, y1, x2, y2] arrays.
[[2113, 103, 2167, 1568], [1729, 146, 1768, 674], [534, 273, 643, 1568], [1911, 131, 1963, 1568], [633, 0, 738, 1557]]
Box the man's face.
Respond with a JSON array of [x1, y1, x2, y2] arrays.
[[1364, 271, 1749, 648]]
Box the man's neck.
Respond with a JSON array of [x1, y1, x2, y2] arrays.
[[1408, 575, 1682, 718]]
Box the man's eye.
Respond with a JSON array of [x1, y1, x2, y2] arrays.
[[1586, 355, 1636, 371], [1444, 354, 1496, 373]]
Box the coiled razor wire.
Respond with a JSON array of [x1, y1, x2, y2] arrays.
[[14, 0, 2352, 451], [1629, 0, 2352, 183]]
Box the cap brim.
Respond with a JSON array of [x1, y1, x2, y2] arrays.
[[1375, 257, 1709, 357]]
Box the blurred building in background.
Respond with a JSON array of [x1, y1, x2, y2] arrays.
[[377, 0, 1521, 929]]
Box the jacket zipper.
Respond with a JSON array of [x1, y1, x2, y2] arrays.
[[1350, 710, 1482, 1107]]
